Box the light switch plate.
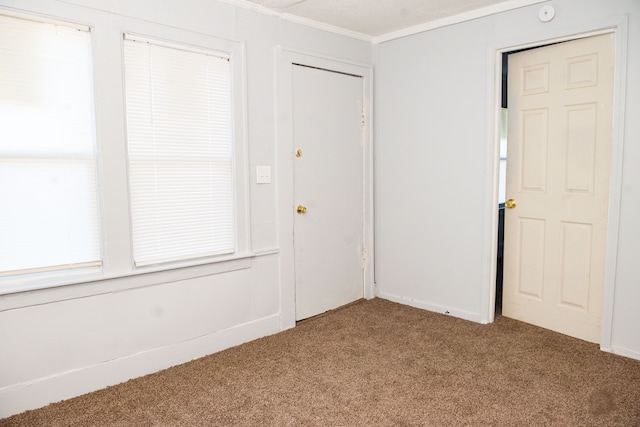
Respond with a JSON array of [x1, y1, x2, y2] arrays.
[[256, 165, 271, 184]]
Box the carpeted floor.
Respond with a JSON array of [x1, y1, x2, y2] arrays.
[[3, 298, 640, 426]]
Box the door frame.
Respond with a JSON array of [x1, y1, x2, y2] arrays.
[[482, 15, 629, 351], [275, 47, 374, 329]]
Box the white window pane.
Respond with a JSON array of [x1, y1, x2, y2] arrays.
[[124, 36, 235, 266], [0, 161, 100, 272], [499, 159, 507, 204], [0, 14, 100, 277], [500, 107, 508, 159], [0, 15, 95, 157]]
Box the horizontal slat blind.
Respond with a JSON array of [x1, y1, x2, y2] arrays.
[[123, 36, 235, 266], [0, 14, 101, 276]]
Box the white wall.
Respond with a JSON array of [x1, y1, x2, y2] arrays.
[[0, 0, 371, 418], [375, 0, 640, 358]]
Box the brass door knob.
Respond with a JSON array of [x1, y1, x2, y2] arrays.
[[297, 205, 307, 214], [505, 199, 517, 209]]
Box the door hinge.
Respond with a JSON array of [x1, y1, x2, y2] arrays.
[[361, 104, 366, 129]]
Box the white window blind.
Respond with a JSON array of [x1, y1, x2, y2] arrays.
[[0, 14, 101, 277], [123, 35, 235, 266]]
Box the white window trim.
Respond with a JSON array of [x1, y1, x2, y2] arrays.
[[118, 27, 251, 272], [0, 8, 89, 31], [123, 33, 237, 267], [0, 254, 253, 304], [0, 13, 252, 297]]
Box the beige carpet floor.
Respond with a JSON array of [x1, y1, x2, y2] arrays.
[[3, 298, 640, 426]]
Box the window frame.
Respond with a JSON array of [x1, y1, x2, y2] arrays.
[[122, 33, 239, 268], [0, 11, 102, 280], [122, 30, 250, 274], [0, 12, 251, 296], [116, 25, 251, 278]]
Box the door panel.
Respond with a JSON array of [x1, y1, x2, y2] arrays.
[[517, 217, 545, 299], [502, 34, 614, 343], [564, 103, 598, 194], [559, 221, 592, 309], [521, 108, 549, 191], [292, 64, 364, 321]]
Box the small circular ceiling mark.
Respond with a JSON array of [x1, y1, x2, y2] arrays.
[[538, 5, 555, 22]]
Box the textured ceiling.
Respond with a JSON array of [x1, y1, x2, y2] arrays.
[[241, 0, 522, 37]]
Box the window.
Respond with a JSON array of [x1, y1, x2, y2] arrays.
[[0, 14, 100, 277], [499, 107, 508, 204], [123, 35, 236, 266]]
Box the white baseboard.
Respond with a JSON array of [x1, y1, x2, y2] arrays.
[[0, 313, 282, 419], [378, 293, 640, 362], [378, 292, 482, 323], [608, 345, 640, 362]]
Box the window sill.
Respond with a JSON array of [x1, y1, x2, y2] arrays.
[[0, 250, 278, 311]]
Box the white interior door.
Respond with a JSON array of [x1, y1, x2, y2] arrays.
[[502, 34, 614, 343], [292, 64, 364, 321]]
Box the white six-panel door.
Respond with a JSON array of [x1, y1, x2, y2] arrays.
[[502, 34, 614, 343], [292, 64, 364, 321]]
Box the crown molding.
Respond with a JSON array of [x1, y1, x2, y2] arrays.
[[216, 0, 548, 44], [372, 0, 548, 43], [216, 0, 372, 41], [279, 11, 372, 41]]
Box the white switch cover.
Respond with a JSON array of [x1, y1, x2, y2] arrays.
[[256, 165, 271, 184]]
